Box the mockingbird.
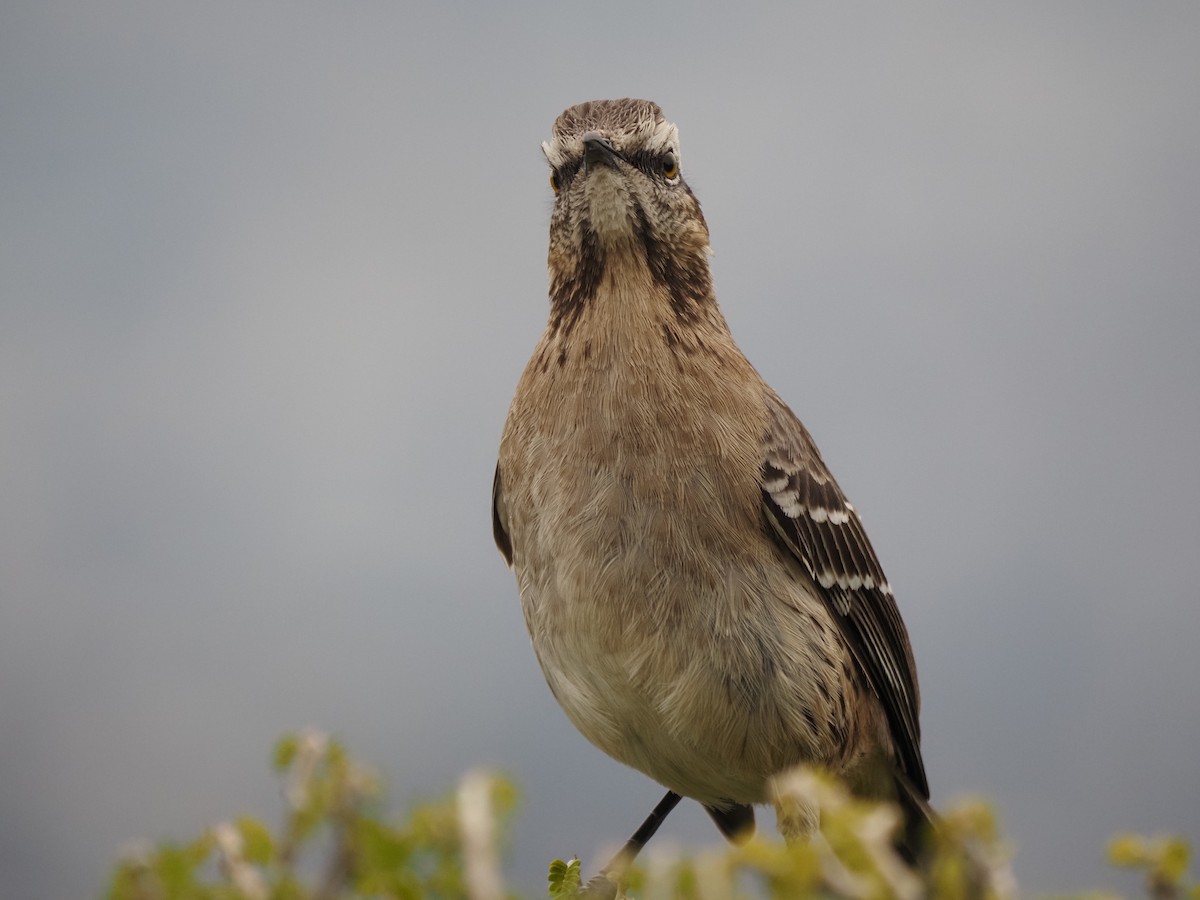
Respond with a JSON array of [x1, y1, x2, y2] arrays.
[[493, 98, 932, 871]]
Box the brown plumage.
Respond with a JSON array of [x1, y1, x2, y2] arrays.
[[492, 98, 931, 853]]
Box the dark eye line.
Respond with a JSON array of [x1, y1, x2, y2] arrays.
[[627, 150, 679, 180], [552, 150, 678, 192], [552, 160, 582, 192]]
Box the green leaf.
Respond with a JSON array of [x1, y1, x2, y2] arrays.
[[236, 816, 274, 865], [1107, 833, 1145, 867], [1160, 836, 1192, 882], [548, 857, 582, 899], [154, 844, 200, 894], [354, 816, 412, 874], [273, 734, 299, 771]]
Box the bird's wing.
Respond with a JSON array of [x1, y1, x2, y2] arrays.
[[492, 464, 513, 566], [758, 390, 928, 798]]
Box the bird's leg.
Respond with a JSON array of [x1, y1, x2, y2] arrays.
[[578, 791, 682, 899]]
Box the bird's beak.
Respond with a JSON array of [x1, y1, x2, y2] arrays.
[[582, 131, 621, 171]]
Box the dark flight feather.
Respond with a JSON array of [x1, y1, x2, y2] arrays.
[[758, 390, 928, 799]]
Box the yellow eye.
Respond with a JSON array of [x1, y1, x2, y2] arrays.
[[550, 171, 560, 194], [661, 154, 679, 179]]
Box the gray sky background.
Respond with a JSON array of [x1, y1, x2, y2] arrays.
[[3, 3, 1198, 897]]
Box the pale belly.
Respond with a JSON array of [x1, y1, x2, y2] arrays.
[[514, 493, 858, 807]]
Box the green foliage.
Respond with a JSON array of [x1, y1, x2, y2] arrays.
[[106, 732, 1195, 900], [547, 858, 582, 900], [106, 729, 516, 900], [1107, 834, 1198, 900]]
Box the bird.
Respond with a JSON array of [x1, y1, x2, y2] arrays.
[[492, 98, 932, 866]]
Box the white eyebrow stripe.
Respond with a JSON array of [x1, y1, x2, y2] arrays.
[[542, 118, 680, 171]]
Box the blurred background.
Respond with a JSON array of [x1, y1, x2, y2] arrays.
[[2, 3, 1198, 896]]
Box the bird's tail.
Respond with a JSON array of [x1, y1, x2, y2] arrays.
[[704, 802, 756, 844], [893, 770, 939, 863], [894, 773, 995, 897]]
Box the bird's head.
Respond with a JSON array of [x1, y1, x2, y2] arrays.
[[542, 99, 714, 333]]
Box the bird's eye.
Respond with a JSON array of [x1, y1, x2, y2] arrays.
[[661, 154, 679, 180], [550, 171, 560, 194]]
